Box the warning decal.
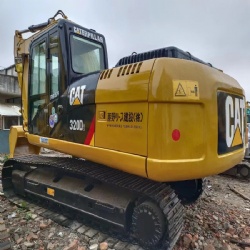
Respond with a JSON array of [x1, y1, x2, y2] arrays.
[[175, 83, 186, 96], [173, 80, 199, 100]]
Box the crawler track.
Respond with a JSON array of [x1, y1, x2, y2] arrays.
[[2, 155, 184, 250], [222, 160, 250, 179]]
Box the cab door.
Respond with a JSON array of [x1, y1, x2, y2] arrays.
[[29, 34, 49, 136], [29, 28, 65, 138]]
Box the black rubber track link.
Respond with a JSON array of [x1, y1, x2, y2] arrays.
[[222, 159, 250, 179], [2, 155, 184, 250]]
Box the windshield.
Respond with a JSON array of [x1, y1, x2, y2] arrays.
[[71, 35, 105, 74]]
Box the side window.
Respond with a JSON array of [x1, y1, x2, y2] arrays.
[[31, 42, 46, 95], [49, 33, 59, 99]]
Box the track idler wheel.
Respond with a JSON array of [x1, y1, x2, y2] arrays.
[[131, 200, 165, 248], [239, 164, 250, 178]]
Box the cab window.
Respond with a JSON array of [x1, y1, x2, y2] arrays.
[[49, 32, 59, 99], [71, 35, 105, 74], [30, 42, 46, 95]]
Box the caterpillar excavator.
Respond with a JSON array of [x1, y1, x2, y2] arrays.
[[1, 10, 247, 249]]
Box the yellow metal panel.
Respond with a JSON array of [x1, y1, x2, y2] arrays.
[[96, 59, 155, 103], [148, 58, 244, 102], [146, 58, 245, 181], [27, 134, 147, 178], [95, 59, 154, 156], [19, 56, 29, 131], [147, 150, 244, 181], [9, 126, 40, 158], [95, 103, 148, 155], [147, 103, 205, 160]]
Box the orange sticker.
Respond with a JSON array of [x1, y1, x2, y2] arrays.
[[47, 188, 55, 197]]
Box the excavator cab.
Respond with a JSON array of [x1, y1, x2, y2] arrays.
[[26, 18, 108, 143]]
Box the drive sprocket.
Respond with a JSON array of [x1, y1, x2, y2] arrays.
[[131, 200, 165, 248]]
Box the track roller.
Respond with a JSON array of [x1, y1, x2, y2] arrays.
[[131, 200, 165, 248], [238, 164, 250, 178]]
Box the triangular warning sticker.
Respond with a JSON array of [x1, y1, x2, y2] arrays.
[[175, 83, 186, 96], [73, 97, 81, 105], [231, 125, 243, 147]]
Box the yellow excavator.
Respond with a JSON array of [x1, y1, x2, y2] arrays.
[[1, 10, 247, 249]]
